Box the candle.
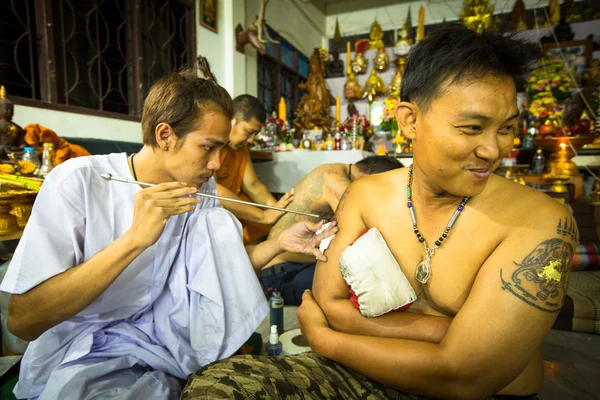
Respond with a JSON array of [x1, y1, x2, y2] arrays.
[[335, 96, 340, 123], [278, 97, 286, 123], [346, 41, 351, 75], [417, 6, 425, 42]]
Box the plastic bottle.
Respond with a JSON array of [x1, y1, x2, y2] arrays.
[[532, 149, 545, 174], [269, 290, 284, 336], [522, 127, 537, 150], [37, 142, 56, 178], [265, 324, 283, 356]]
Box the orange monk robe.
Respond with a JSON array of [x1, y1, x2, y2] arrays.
[[216, 146, 272, 243], [24, 124, 90, 164]]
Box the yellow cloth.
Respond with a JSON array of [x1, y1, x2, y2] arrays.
[[217, 146, 271, 243], [24, 124, 90, 164]]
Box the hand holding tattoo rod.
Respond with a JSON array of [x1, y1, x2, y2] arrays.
[[101, 173, 329, 220]]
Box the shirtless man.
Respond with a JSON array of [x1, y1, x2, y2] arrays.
[[180, 25, 577, 400], [260, 156, 402, 304]]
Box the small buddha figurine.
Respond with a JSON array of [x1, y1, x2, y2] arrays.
[[326, 47, 345, 78], [388, 58, 406, 97], [373, 48, 390, 72], [361, 70, 386, 103], [369, 20, 384, 50], [0, 86, 25, 161], [394, 24, 413, 58]]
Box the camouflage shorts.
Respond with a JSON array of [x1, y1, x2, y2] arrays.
[[181, 352, 539, 400]]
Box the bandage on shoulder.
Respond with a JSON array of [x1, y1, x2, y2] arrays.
[[340, 227, 417, 318]]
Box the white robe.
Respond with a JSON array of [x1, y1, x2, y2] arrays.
[[0, 153, 268, 399]]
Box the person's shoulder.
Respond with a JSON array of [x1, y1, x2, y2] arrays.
[[485, 175, 575, 234], [46, 153, 122, 184], [359, 166, 407, 191], [345, 167, 407, 203]]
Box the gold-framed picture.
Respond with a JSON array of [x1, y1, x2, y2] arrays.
[[200, 0, 218, 33]]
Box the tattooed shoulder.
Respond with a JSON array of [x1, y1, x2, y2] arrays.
[[336, 188, 350, 215], [500, 237, 574, 312]]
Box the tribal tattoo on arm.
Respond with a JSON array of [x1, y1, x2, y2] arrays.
[[500, 236, 574, 313]]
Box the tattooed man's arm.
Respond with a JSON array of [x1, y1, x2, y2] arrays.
[[309, 200, 577, 399]]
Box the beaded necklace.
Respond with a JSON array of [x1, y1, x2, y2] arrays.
[[407, 165, 470, 284]]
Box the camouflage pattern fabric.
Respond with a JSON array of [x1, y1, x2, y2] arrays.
[[181, 352, 539, 400]]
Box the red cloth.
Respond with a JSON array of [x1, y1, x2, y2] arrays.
[[347, 229, 413, 313]]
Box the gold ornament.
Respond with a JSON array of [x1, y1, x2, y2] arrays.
[[394, 24, 413, 57], [0, 86, 6, 99], [361, 70, 386, 103], [351, 39, 369, 75], [461, 0, 496, 34], [369, 20, 384, 50], [344, 71, 361, 101], [389, 58, 406, 97], [373, 48, 390, 72]]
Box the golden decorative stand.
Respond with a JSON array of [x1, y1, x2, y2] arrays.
[[533, 137, 595, 177], [0, 190, 37, 235]]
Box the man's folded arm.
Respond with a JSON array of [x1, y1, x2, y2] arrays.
[[313, 202, 576, 399], [313, 180, 451, 343]]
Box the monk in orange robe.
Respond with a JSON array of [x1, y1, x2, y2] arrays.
[[216, 95, 293, 244]]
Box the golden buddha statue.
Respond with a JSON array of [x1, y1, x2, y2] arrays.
[[394, 23, 413, 58], [0, 86, 25, 161], [369, 20, 384, 50], [389, 57, 406, 97], [373, 48, 390, 72], [361, 70, 386, 103], [461, 0, 496, 34], [351, 39, 369, 75]]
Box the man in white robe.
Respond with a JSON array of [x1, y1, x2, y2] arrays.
[[0, 60, 335, 399]]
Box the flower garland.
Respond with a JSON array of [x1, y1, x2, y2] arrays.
[[525, 54, 574, 124], [379, 96, 400, 134], [256, 112, 296, 149], [339, 110, 374, 137]]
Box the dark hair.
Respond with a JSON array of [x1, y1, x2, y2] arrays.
[[233, 94, 267, 124], [354, 156, 403, 175], [141, 56, 234, 147], [401, 24, 541, 111]]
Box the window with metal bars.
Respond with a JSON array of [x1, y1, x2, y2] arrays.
[[256, 26, 308, 122], [0, 0, 195, 121]]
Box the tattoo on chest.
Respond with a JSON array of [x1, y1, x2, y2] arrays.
[[556, 217, 578, 242], [500, 238, 573, 312]]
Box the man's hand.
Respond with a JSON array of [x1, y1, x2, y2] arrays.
[[128, 182, 201, 248], [297, 290, 330, 354], [277, 220, 338, 261], [262, 189, 294, 224]]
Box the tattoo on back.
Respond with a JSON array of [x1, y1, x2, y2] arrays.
[[556, 217, 578, 242], [336, 188, 350, 217], [500, 238, 573, 312]]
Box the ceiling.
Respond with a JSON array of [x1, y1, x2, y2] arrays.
[[309, 0, 414, 15]]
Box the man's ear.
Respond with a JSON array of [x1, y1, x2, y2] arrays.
[[155, 123, 174, 148], [395, 102, 417, 140]]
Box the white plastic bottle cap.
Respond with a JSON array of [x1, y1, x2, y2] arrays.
[[269, 324, 279, 345]]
